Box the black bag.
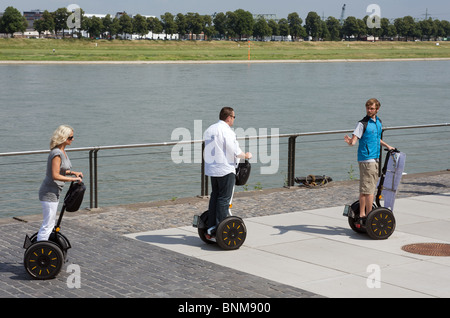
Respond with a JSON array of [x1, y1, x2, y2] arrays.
[[235, 160, 251, 186], [64, 181, 86, 212]]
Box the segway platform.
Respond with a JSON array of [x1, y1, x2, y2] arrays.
[[193, 211, 247, 250], [23, 181, 85, 279], [344, 149, 406, 240]]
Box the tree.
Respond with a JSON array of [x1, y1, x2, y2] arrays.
[[133, 14, 148, 38], [433, 19, 444, 39], [320, 20, 330, 40], [395, 16, 419, 41], [147, 17, 163, 39], [185, 12, 203, 40], [439, 20, 450, 38], [268, 19, 279, 40], [418, 18, 435, 40], [380, 17, 396, 40], [287, 12, 305, 41], [102, 14, 119, 39], [119, 13, 133, 39], [253, 17, 271, 40], [0, 6, 27, 37], [393, 17, 406, 40], [53, 7, 69, 38], [233, 9, 254, 40], [175, 13, 187, 39], [342, 16, 359, 39], [326, 16, 341, 40], [160, 12, 177, 39], [34, 10, 55, 37], [86, 16, 103, 38], [225, 11, 238, 39], [356, 18, 368, 40], [202, 15, 215, 40], [403, 16, 419, 40], [278, 18, 289, 40], [305, 11, 322, 40], [213, 12, 227, 39]]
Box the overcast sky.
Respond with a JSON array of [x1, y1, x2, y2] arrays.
[[2, 0, 450, 21]]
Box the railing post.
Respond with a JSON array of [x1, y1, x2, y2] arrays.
[[200, 141, 208, 197], [287, 136, 297, 187], [94, 149, 98, 208], [89, 148, 99, 209], [89, 150, 94, 209]]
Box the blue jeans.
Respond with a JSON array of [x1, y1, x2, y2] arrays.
[[208, 173, 235, 229]]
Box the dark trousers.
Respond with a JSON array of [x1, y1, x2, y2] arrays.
[[207, 173, 235, 229]]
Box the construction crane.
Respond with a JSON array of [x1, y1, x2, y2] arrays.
[[340, 4, 346, 25]]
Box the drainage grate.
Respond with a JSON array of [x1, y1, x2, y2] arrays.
[[402, 243, 450, 256]]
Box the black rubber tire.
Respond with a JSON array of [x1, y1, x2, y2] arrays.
[[216, 216, 247, 250], [24, 241, 64, 280], [366, 207, 396, 240]]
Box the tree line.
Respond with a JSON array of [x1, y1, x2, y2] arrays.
[[1, 5, 449, 41]]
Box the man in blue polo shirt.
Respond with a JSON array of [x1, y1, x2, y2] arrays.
[[344, 98, 394, 224]]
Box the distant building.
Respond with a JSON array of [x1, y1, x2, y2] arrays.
[[84, 13, 107, 19], [23, 10, 44, 30], [12, 9, 173, 40], [253, 14, 279, 22]]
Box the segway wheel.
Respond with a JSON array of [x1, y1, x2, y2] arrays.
[[216, 216, 247, 250], [348, 200, 377, 234], [197, 211, 214, 244], [24, 241, 64, 280], [366, 207, 396, 240]]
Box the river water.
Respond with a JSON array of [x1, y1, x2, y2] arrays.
[[1, 60, 449, 217]]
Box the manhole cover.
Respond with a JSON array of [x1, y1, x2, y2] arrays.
[[402, 243, 450, 256]]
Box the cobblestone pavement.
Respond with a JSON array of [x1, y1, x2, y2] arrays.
[[0, 171, 448, 298]]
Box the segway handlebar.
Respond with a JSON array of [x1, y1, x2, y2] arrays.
[[384, 148, 399, 153]]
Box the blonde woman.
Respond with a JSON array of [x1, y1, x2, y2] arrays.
[[37, 125, 83, 241]]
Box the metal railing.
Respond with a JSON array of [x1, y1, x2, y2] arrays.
[[0, 123, 448, 218]]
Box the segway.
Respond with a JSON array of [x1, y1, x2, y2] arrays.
[[193, 160, 250, 250], [343, 149, 406, 240], [23, 181, 86, 279]]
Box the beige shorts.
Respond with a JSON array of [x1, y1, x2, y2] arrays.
[[359, 162, 379, 194]]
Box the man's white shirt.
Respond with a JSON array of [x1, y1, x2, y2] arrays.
[[204, 120, 243, 177]]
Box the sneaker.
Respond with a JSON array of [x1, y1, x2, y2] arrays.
[[207, 226, 216, 236]]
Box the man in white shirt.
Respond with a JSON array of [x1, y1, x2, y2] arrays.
[[203, 107, 252, 237]]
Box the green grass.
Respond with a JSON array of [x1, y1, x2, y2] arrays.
[[0, 38, 449, 61]]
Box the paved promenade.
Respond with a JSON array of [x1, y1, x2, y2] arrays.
[[0, 171, 448, 298]]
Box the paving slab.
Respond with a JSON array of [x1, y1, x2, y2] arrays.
[[125, 193, 450, 298]]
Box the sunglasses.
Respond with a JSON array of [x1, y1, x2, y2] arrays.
[[67, 136, 74, 140]]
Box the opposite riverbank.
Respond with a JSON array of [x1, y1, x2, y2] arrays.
[[1, 39, 449, 62]]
